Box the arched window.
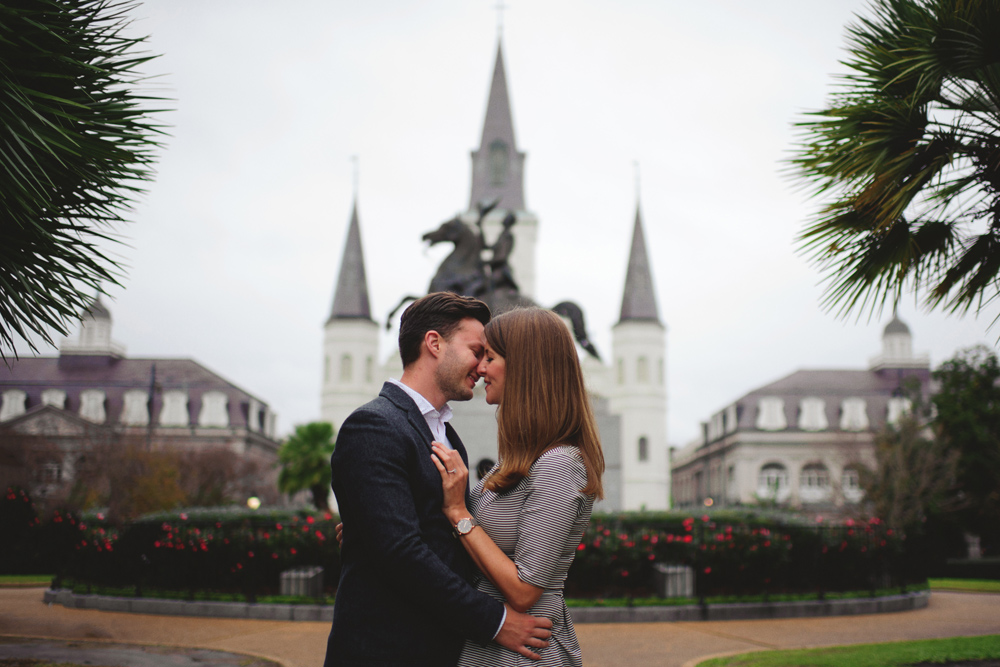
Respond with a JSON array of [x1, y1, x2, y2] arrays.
[[842, 467, 864, 503], [638, 436, 649, 462], [757, 463, 789, 501], [489, 140, 508, 186], [365, 356, 374, 383], [799, 463, 831, 502], [340, 354, 353, 383], [637, 356, 649, 383], [616, 358, 625, 385], [324, 355, 330, 383]]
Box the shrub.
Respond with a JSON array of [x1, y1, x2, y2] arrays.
[[46, 507, 915, 601]]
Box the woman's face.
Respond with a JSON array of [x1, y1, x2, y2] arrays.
[[477, 342, 506, 405]]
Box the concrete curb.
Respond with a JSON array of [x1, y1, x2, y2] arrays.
[[43, 588, 929, 623], [569, 589, 929, 622], [42, 590, 335, 622]]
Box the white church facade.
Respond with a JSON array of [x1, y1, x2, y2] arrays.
[[320, 43, 670, 512]]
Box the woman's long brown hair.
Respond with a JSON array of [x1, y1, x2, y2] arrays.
[[483, 308, 604, 498]]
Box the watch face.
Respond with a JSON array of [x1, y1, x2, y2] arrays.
[[457, 518, 473, 534]]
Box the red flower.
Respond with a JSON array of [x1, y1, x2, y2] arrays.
[[577, 544, 585, 551], [306, 515, 315, 524], [703, 567, 712, 574]]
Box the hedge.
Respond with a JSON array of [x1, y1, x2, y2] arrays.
[[4, 487, 923, 600]]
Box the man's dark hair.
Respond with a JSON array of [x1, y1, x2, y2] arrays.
[[398, 292, 491, 367]]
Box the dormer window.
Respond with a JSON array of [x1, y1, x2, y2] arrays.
[[160, 390, 189, 426], [798, 397, 828, 431], [887, 397, 912, 426], [199, 391, 229, 427], [0, 389, 27, 421], [756, 397, 787, 430], [79, 389, 106, 423], [121, 389, 149, 426], [840, 398, 869, 431], [41, 389, 66, 409]]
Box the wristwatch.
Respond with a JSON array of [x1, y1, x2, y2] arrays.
[[454, 516, 478, 537]]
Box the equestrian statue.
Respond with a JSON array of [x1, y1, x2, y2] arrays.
[[386, 199, 601, 359]]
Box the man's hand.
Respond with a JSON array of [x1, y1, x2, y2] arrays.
[[494, 604, 552, 661], [335, 522, 343, 547]]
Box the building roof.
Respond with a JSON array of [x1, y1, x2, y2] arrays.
[[0, 355, 269, 430], [327, 200, 373, 323], [83, 296, 111, 320], [469, 41, 525, 211], [618, 206, 661, 324], [884, 315, 910, 335], [717, 366, 932, 437]]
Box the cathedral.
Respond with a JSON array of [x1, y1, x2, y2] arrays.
[[320, 42, 670, 512]]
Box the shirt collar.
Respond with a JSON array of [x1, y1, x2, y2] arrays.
[[388, 378, 451, 422]]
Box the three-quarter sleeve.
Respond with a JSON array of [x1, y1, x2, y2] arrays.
[[512, 448, 590, 590]]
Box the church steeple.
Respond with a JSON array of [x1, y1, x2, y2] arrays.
[[618, 205, 661, 324], [469, 42, 525, 211], [327, 200, 373, 323]]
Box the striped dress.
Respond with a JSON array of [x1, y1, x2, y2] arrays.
[[458, 446, 594, 667]]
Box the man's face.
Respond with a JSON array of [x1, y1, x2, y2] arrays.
[[434, 317, 486, 403]]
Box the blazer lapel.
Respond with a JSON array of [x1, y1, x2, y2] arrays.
[[445, 421, 470, 468], [380, 382, 436, 451]]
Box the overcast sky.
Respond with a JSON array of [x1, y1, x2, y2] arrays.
[[18, 0, 997, 444]]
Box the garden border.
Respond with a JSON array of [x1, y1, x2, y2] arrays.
[[42, 588, 930, 623]]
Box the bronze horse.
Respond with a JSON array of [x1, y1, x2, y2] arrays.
[[386, 209, 600, 359]]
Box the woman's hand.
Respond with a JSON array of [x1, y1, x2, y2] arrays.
[[430, 441, 470, 522]]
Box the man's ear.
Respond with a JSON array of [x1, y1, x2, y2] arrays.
[[424, 330, 444, 359]]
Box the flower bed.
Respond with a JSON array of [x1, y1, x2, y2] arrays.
[[5, 488, 919, 601]]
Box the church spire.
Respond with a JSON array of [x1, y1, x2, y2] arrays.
[[328, 200, 373, 323], [618, 205, 661, 324], [469, 41, 525, 211]]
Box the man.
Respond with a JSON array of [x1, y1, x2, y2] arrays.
[[324, 292, 552, 667]]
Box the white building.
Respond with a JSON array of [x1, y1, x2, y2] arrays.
[[671, 316, 932, 511], [0, 298, 281, 505], [321, 42, 670, 511]]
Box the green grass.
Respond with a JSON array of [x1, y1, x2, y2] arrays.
[[697, 634, 1000, 667], [0, 575, 52, 587], [930, 578, 1000, 593]]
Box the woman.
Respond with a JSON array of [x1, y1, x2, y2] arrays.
[[431, 307, 604, 666]]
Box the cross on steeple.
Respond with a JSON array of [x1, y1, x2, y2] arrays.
[[495, 1, 508, 36], [351, 155, 359, 199], [633, 160, 641, 203]]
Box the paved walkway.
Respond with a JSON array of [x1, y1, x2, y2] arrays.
[[1, 588, 998, 667]]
